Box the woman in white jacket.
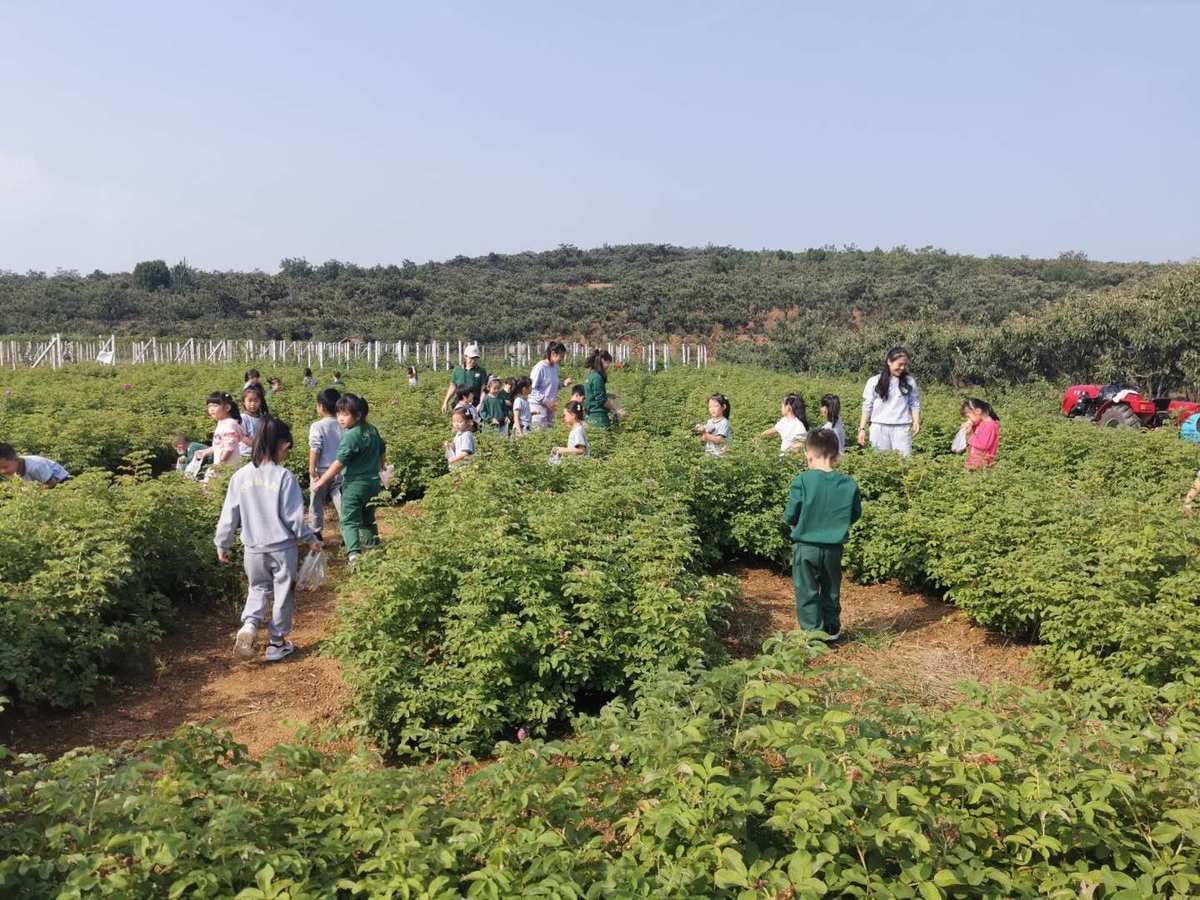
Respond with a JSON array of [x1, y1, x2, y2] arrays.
[[857, 347, 921, 456]]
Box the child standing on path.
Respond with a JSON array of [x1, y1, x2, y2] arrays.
[[216, 419, 322, 663], [783, 429, 862, 640], [309, 394, 386, 565], [696, 394, 732, 456], [308, 388, 344, 537]]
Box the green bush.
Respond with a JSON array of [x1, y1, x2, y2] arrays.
[[3, 634, 1199, 897], [329, 439, 736, 756], [0, 466, 237, 708]]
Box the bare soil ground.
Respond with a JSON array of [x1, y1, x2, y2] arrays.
[[725, 564, 1036, 704], [0, 569, 352, 759], [0, 522, 1033, 759]]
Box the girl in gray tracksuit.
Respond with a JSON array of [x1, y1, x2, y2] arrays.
[[216, 418, 322, 662]]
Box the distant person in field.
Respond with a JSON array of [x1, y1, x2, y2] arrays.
[[239, 385, 269, 459], [696, 394, 731, 456], [783, 428, 862, 641], [511, 376, 533, 437], [268, 376, 283, 396], [528, 341, 571, 430], [761, 394, 808, 455], [0, 443, 70, 487], [192, 392, 249, 468], [331, 371, 345, 385], [406, 366, 419, 388], [478, 376, 509, 433], [244, 369, 262, 391], [958, 398, 1000, 469], [858, 347, 920, 456], [552, 400, 589, 460], [441, 344, 487, 413], [216, 419, 322, 663], [445, 409, 476, 468], [583, 348, 621, 428], [173, 432, 209, 475], [308, 388, 344, 538], [303, 367, 318, 388], [309, 393, 386, 565], [820, 394, 845, 456]]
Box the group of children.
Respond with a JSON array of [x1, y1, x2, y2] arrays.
[[205, 377, 386, 662], [692, 392, 847, 459], [443, 371, 592, 466]]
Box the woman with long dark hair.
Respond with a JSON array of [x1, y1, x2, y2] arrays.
[[857, 347, 920, 456], [583, 348, 618, 428], [528, 341, 571, 430]]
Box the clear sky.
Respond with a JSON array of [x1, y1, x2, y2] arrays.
[[1, 0, 1196, 272]]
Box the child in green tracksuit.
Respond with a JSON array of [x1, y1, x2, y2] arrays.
[[782, 428, 861, 640], [309, 393, 386, 564]]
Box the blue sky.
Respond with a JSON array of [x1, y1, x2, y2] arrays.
[[1, 0, 1196, 271]]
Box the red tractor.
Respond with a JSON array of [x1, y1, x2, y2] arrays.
[[1061, 383, 1200, 428]]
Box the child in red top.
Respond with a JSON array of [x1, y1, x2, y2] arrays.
[[961, 399, 1000, 469]]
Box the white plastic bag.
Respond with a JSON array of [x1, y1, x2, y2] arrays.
[[547, 449, 562, 466], [297, 550, 328, 591], [183, 455, 204, 479], [379, 464, 395, 489], [951, 424, 969, 453]]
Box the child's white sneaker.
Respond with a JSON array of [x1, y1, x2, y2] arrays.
[[234, 621, 257, 660], [264, 640, 295, 662], [347, 552, 360, 567]]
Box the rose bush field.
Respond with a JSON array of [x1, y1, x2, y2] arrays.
[[3, 635, 1199, 897], [2, 360, 1200, 896]]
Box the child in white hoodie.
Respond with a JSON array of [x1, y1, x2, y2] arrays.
[[216, 418, 322, 662]]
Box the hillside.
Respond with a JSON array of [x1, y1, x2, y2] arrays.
[[0, 244, 1167, 343]]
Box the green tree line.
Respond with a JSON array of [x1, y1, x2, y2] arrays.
[[1, 243, 1162, 343]]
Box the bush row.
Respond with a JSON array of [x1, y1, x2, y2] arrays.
[[0, 463, 238, 709], [4, 633, 1199, 897]]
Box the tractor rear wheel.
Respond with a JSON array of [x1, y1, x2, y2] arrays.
[[1099, 404, 1144, 428]]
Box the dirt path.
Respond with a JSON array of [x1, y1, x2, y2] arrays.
[[725, 564, 1035, 704], [0, 550, 356, 760], [2, 531, 1030, 759]]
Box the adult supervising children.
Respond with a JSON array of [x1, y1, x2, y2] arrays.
[[857, 347, 921, 456], [583, 348, 619, 428], [783, 428, 862, 641], [529, 341, 571, 430], [309, 393, 386, 565], [441, 344, 488, 413]]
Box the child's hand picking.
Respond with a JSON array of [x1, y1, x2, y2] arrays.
[[217, 548, 231, 564]]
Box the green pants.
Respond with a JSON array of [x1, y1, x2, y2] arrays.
[[792, 542, 844, 635], [340, 479, 381, 556]]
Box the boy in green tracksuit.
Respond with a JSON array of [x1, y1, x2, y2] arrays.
[[782, 428, 861, 640], [309, 393, 386, 564]]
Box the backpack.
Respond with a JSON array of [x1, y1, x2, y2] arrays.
[[1182, 414, 1200, 445]]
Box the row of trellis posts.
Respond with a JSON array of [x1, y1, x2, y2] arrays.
[[0, 335, 710, 372]]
